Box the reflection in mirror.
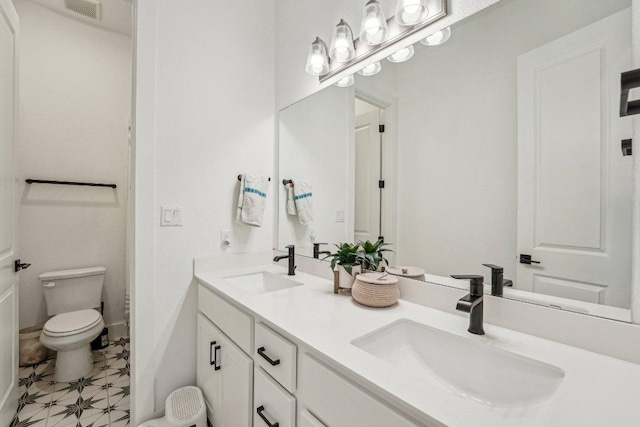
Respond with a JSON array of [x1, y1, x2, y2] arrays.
[[278, 0, 634, 322]]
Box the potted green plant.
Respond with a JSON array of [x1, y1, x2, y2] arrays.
[[325, 242, 362, 288], [357, 239, 394, 272]]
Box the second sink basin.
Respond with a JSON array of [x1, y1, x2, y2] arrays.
[[352, 319, 565, 407], [223, 271, 303, 295]]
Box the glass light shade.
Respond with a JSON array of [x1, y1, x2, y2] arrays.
[[305, 37, 330, 76], [357, 61, 382, 77], [394, 0, 428, 26], [387, 44, 414, 63], [359, 0, 389, 46], [420, 27, 452, 46], [334, 75, 354, 87], [330, 19, 355, 63]]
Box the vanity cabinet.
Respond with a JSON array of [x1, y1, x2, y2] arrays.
[[197, 282, 425, 427], [196, 314, 253, 427]]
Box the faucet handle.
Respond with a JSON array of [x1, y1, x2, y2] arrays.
[[285, 244, 295, 249], [482, 264, 503, 273], [451, 275, 484, 295]]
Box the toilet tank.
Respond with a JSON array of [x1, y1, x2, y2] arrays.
[[39, 267, 106, 316]]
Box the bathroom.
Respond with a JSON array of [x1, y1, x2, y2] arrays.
[[2, 0, 640, 426], [1, 0, 132, 426]]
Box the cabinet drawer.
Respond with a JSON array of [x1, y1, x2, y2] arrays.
[[254, 322, 297, 393], [254, 367, 296, 427], [300, 353, 420, 427], [198, 283, 252, 354], [299, 409, 326, 427]]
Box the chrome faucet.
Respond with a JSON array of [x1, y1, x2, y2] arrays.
[[452, 275, 485, 335], [274, 245, 296, 276]]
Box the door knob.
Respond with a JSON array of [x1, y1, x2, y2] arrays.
[[519, 254, 541, 265], [14, 259, 31, 272]]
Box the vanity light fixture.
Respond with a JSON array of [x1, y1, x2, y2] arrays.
[[387, 44, 415, 63], [359, 0, 389, 46], [334, 74, 355, 87], [357, 61, 382, 77], [420, 26, 452, 46], [394, 0, 428, 26], [305, 37, 330, 76], [330, 19, 356, 63]]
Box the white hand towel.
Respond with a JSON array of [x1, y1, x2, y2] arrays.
[[237, 174, 269, 227], [293, 179, 313, 225], [286, 184, 297, 215]]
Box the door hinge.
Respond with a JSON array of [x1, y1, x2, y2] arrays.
[[379, 124, 385, 133], [379, 180, 385, 189]]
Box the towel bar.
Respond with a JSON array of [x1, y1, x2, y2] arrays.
[[26, 179, 116, 188], [238, 175, 270, 182]]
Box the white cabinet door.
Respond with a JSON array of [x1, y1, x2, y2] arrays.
[[0, 0, 19, 425], [197, 314, 222, 425], [196, 314, 253, 427]]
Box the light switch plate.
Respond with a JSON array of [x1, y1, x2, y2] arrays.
[[161, 206, 182, 227], [336, 210, 345, 223]]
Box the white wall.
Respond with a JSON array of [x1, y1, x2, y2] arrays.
[[395, 0, 631, 287], [15, 0, 131, 329], [133, 0, 276, 423], [279, 86, 354, 256]]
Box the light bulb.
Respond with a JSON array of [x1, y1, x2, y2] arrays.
[[305, 37, 330, 76], [359, 0, 388, 46], [334, 75, 354, 87], [387, 44, 414, 63], [330, 19, 356, 63], [420, 27, 452, 46], [357, 61, 382, 77], [394, 0, 428, 26], [365, 18, 381, 34]]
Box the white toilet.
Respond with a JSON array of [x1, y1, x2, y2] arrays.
[[39, 266, 106, 382]]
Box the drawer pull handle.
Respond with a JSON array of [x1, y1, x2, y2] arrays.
[[209, 341, 216, 366], [210, 341, 221, 370], [257, 347, 280, 366], [214, 344, 221, 371], [257, 405, 279, 427]]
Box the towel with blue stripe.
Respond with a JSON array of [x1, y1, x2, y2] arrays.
[[236, 174, 269, 226]]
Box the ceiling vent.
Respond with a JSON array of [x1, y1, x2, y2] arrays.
[[63, 0, 102, 20]]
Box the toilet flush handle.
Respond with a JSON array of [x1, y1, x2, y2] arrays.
[[43, 282, 55, 288]]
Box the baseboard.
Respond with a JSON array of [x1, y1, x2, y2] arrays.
[[107, 321, 129, 339]]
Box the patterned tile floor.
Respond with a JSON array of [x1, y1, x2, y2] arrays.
[[11, 337, 130, 427]]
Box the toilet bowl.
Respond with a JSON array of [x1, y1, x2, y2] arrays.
[[38, 266, 107, 382], [40, 309, 105, 382]]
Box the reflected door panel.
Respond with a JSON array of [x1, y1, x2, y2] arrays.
[[517, 9, 632, 308], [354, 110, 381, 243]]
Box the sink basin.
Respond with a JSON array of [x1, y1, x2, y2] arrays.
[[223, 271, 303, 295], [352, 319, 564, 407]]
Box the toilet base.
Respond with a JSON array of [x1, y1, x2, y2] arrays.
[[55, 344, 93, 382]]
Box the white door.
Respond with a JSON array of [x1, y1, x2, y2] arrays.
[[196, 314, 252, 427], [0, 0, 19, 424], [354, 110, 381, 243], [517, 9, 632, 308]]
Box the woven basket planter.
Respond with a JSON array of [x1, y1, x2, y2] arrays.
[[352, 273, 399, 308]]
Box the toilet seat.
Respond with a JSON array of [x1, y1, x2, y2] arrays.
[[43, 309, 103, 337]]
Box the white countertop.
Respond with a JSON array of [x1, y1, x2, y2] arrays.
[[195, 262, 640, 427]]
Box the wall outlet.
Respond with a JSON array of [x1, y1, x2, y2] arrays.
[[160, 206, 182, 227], [336, 210, 345, 223], [221, 229, 231, 248]]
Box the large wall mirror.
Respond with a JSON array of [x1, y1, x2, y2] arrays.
[[278, 0, 635, 322]]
